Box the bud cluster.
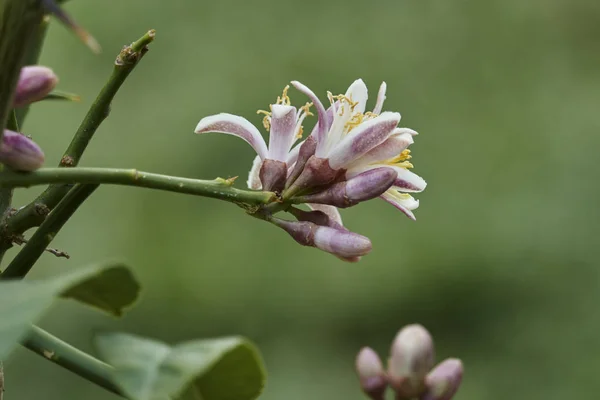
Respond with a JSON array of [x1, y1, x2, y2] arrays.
[[195, 79, 427, 260], [355, 324, 463, 400], [0, 66, 57, 171]]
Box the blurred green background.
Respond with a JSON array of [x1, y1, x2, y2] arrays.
[[5, 0, 600, 399]]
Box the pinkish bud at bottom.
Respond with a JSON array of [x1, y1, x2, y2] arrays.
[[0, 130, 45, 171], [259, 159, 287, 192], [270, 217, 372, 259], [388, 324, 435, 399], [421, 359, 463, 400], [356, 347, 388, 400]]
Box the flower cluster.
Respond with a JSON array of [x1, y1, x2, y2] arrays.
[[0, 66, 56, 171], [195, 79, 426, 260], [355, 324, 463, 400]]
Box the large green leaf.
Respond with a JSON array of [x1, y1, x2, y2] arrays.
[[0, 266, 109, 359], [61, 262, 140, 317], [94, 332, 266, 400]]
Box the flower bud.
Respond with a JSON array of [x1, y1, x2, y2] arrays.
[[295, 167, 397, 208], [259, 159, 287, 192], [271, 218, 372, 259], [421, 359, 463, 400], [0, 130, 45, 171], [387, 324, 435, 399], [285, 135, 317, 190], [283, 155, 341, 198], [356, 347, 387, 400], [288, 207, 346, 231], [13, 66, 58, 107]]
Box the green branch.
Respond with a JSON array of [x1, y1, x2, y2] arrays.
[[22, 326, 123, 397], [0, 30, 155, 255], [0, 167, 276, 206], [1, 184, 97, 279]]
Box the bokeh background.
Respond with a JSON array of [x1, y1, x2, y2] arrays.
[[5, 0, 600, 399]]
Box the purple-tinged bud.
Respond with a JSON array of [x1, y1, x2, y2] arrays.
[[259, 159, 287, 192], [14, 66, 58, 108], [0, 130, 45, 171], [288, 207, 347, 231], [285, 135, 317, 190], [356, 347, 388, 400], [421, 359, 463, 400], [388, 324, 435, 399], [283, 155, 342, 199], [294, 167, 397, 208], [271, 218, 372, 259]]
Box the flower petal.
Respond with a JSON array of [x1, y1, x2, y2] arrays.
[[372, 82, 387, 115], [380, 190, 420, 220], [327, 111, 401, 170], [347, 133, 413, 169], [247, 155, 262, 189], [268, 104, 297, 162], [195, 113, 268, 160], [291, 80, 329, 144], [345, 79, 368, 114]]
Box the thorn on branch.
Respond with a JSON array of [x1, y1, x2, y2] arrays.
[[12, 236, 70, 259], [40, 0, 101, 53]]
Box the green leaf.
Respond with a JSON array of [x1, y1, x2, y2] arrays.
[[61, 262, 140, 317], [94, 333, 266, 400], [0, 266, 110, 359]]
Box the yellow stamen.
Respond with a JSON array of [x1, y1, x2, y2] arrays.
[[296, 125, 304, 139], [257, 109, 272, 131], [276, 85, 291, 106], [300, 102, 314, 116]]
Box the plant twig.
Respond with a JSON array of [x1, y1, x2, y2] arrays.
[[0, 30, 155, 257], [0, 168, 276, 206], [1, 184, 98, 279], [22, 326, 123, 397]]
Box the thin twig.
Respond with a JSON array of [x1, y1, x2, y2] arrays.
[[0, 184, 97, 279]]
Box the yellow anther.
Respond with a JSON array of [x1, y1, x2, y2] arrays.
[[296, 125, 304, 139], [300, 102, 314, 116], [344, 112, 365, 132], [257, 109, 272, 131], [276, 85, 291, 106]]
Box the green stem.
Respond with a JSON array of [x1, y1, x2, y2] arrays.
[[22, 326, 123, 397], [1, 184, 98, 279], [0, 168, 276, 206], [0, 30, 155, 255]]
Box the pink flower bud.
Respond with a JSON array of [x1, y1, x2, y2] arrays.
[[388, 324, 435, 399], [285, 135, 317, 190], [294, 167, 397, 208], [356, 347, 387, 400], [13, 66, 58, 108], [283, 155, 341, 198], [0, 130, 45, 171], [421, 359, 463, 400], [271, 218, 372, 259], [288, 207, 346, 231]]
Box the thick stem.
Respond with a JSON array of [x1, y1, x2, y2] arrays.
[[0, 168, 276, 207], [1, 184, 98, 279], [22, 326, 123, 396]]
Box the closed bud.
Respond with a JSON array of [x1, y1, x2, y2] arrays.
[[388, 324, 435, 399], [421, 359, 463, 400], [259, 159, 287, 192], [294, 167, 397, 208], [283, 155, 341, 198], [271, 218, 372, 259], [356, 347, 387, 400], [0, 130, 45, 171], [288, 207, 346, 231], [14, 66, 58, 107]]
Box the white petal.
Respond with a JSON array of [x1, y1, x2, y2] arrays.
[[347, 133, 413, 169], [247, 155, 263, 190], [327, 112, 400, 170], [380, 190, 419, 220], [291, 80, 329, 144], [268, 105, 297, 161], [195, 113, 268, 159], [392, 127, 418, 136], [372, 82, 387, 114], [345, 79, 368, 114]]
